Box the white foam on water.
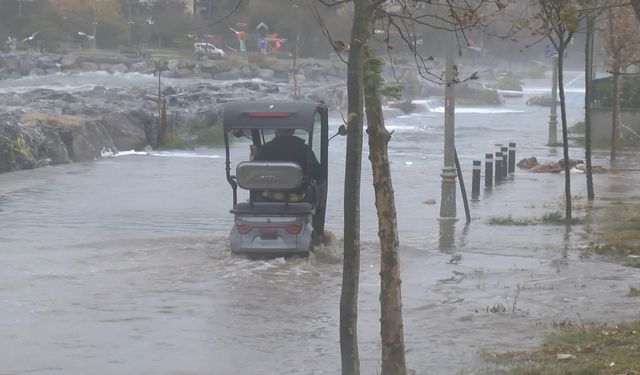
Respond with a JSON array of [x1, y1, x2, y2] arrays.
[[385, 124, 422, 131], [110, 150, 222, 159], [149, 151, 223, 159], [114, 150, 222, 159], [523, 87, 585, 94], [113, 150, 149, 157], [430, 107, 525, 114], [0, 82, 97, 94]]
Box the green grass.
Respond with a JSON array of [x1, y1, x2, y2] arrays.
[[482, 321, 640, 374]]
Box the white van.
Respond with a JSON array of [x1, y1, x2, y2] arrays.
[[194, 43, 225, 57]]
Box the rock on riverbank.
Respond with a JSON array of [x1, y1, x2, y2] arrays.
[[0, 50, 502, 174], [0, 111, 154, 173], [0, 49, 355, 173]]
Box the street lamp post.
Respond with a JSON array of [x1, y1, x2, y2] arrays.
[[91, 1, 99, 49], [439, 29, 457, 219]]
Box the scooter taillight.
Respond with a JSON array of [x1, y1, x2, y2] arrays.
[[247, 111, 290, 118], [285, 222, 303, 234], [236, 223, 253, 234]]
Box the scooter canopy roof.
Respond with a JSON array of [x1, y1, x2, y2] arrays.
[[223, 100, 326, 133]]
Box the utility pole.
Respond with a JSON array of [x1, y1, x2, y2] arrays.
[[155, 60, 168, 148], [440, 29, 457, 219], [92, 1, 98, 49], [127, 0, 134, 47], [548, 55, 559, 146], [291, 3, 301, 99]]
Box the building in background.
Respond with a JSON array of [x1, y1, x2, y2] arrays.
[[192, 0, 212, 19]]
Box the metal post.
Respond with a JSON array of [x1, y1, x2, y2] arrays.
[[585, 15, 595, 201], [501, 146, 508, 178], [484, 153, 493, 187], [127, 1, 133, 47], [454, 150, 471, 223], [508, 142, 516, 173], [472, 160, 481, 196], [495, 151, 503, 183], [156, 64, 164, 147], [439, 29, 457, 219], [92, 2, 98, 49], [548, 55, 558, 146], [291, 4, 300, 98]]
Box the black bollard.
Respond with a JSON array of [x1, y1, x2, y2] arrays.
[[508, 142, 516, 173], [495, 152, 503, 183], [501, 146, 508, 179], [472, 160, 481, 196], [484, 153, 493, 187]]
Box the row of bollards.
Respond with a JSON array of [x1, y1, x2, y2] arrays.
[[471, 142, 516, 197]]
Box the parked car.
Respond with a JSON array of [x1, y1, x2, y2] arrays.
[[194, 42, 225, 57]]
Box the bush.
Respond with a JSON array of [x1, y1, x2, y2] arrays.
[[456, 84, 502, 105], [523, 64, 546, 79], [185, 116, 225, 146], [569, 121, 585, 134], [191, 125, 224, 145], [96, 21, 126, 49], [492, 74, 523, 91], [159, 133, 193, 150]]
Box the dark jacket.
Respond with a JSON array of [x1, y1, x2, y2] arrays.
[[254, 135, 321, 181]]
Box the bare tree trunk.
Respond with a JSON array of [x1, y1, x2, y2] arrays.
[[363, 47, 407, 375], [584, 14, 595, 200], [611, 69, 620, 161], [340, 0, 372, 374], [558, 46, 572, 221]]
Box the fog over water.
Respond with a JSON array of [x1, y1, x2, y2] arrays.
[[1, 71, 639, 374]]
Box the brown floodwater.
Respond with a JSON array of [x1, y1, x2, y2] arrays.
[[1, 77, 639, 374]]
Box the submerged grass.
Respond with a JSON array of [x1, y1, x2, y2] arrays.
[[626, 258, 640, 268], [487, 211, 586, 226], [589, 242, 640, 258], [488, 215, 537, 226], [482, 321, 640, 374], [480, 196, 640, 374]]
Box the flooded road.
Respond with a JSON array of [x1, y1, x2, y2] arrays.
[[1, 74, 640, 374]]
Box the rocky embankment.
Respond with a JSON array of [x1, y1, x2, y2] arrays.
[[0, 51, 501, 174], [0, 51, 356, 173]]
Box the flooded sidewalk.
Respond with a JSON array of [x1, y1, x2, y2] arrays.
[[1, 81, 639, 373]]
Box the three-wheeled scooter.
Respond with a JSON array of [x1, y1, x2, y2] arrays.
[[223, 100, 329, 256]]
